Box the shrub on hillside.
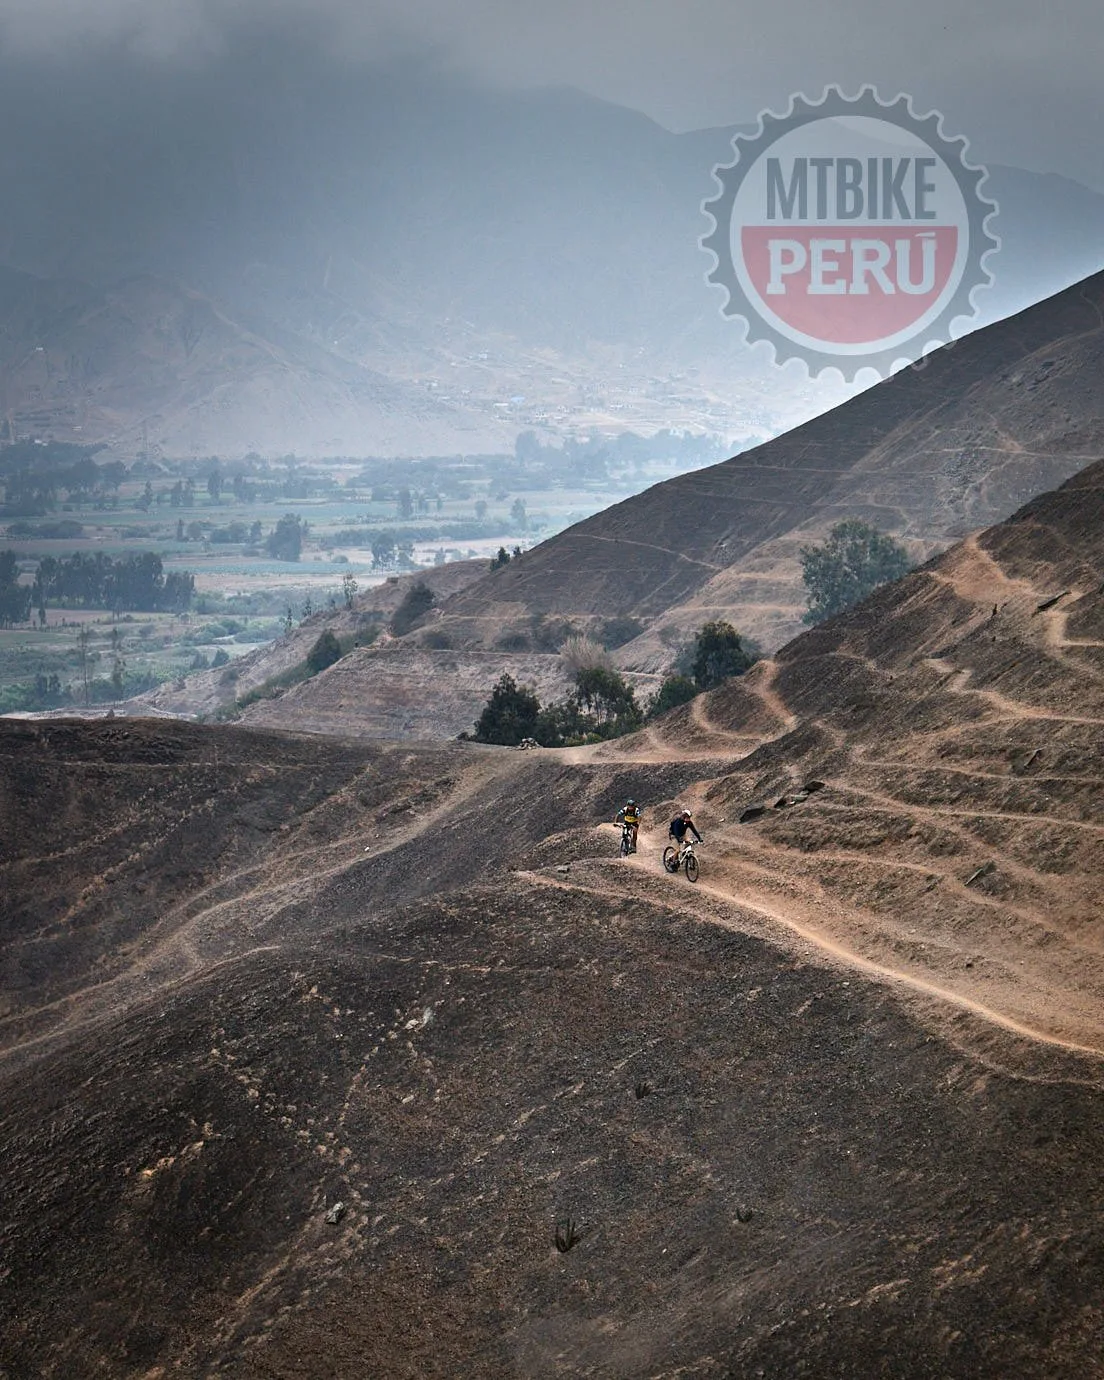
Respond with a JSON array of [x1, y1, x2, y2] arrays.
[[559, 635, 613, 674], [692, 620, 756, 689], [472, 672, 542, 745], [390, 582, 436, 637], [471, 665, 641, 747], [306, 629, 343, 675], [529, 613, 577, 652], [647, 674, 698, 719], [800, 520, 913, 625], [572, 666, 641, 736]]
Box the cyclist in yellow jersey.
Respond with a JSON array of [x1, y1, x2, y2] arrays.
[[616, 798, 641, 854]]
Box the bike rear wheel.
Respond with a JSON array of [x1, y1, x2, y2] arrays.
[[684, 852, 699, 883], [662, 846, 678, 873]]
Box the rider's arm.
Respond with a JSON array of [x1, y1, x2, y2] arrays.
[[690, 822, 703, 841]]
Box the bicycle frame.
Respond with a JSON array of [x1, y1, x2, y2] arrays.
[[664, 835, 701, 881]]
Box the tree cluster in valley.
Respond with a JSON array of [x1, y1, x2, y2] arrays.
[[0, 441, 123, 517], [0, 550, 31, 626], [471, 621, 756, 747], [31, 552, 194, 614]]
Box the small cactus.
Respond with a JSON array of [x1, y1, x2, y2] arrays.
[[634, 1080, 653, 1100]]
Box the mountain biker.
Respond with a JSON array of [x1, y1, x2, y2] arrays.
[[668, 809, 702, 869], [616, 798, 641, 853]]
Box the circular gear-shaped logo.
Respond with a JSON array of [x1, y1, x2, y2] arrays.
[[701, 86, 1000, 380]]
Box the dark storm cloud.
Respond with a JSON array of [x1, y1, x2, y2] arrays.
[[0, 0, 1098, 187]]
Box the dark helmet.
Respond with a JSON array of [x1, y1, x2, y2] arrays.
[[626, 798, 636, 807]]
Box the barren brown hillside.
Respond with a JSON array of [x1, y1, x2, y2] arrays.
[[225, 270, 1104, 745], [437, 268, 1104, 661], [596, 459, 1104, 1051], [130, 559, 489, 723], [2, 464, 1104, 1376]]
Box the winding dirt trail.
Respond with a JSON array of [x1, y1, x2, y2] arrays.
[[745, 658, 799, 730], [521, 855, 1104, 1064]]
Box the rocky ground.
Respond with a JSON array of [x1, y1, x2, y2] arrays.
[[2, 463, 1104, 1375]]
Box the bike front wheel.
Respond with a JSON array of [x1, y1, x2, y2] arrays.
[[684, 852, 699, 883], [662, 846, 679, 873], [619, 833, 630, 857]]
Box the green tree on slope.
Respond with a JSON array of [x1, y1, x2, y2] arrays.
[[800, 521, 913, 625], [473, 673, 542, 745], [691, 620, 755, 689]]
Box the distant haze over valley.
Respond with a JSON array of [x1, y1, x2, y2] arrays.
[[0, 50, 1103, 459]]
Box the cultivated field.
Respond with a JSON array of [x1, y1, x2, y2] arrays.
[[1, 438, 724, 711]]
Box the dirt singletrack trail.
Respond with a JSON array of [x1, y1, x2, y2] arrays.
[[0, 747, 530, 1067], [567, 501, 1104, 1061], [569, 529, 724, 571], [742, 657, 799, 730], [520, 847, 1104, 1067]]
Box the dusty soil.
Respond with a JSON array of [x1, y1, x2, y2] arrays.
[[3, 463, 1104, 1376]]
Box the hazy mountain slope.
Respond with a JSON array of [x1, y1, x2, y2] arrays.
[[3, 463, 1104, 1375], [0, 266, 515, 456], [1, 51, 1103, 454], [170, 268, 1104, 742], [431, 266, 1104, 661]]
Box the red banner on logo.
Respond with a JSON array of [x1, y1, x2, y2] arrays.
[[741, 225, 958, 343]]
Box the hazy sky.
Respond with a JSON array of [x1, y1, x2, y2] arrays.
[[1, 0, 1101, 189]]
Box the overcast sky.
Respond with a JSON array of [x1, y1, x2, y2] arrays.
[[0, 0, 1100, 190], [0, 0, 1099, 190]]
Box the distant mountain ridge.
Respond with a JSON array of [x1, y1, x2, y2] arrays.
[[0, 54, 1102, 455]]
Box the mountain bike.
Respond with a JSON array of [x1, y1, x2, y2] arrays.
[[662, 838, 700, 883], [619, 822, 637, 857]]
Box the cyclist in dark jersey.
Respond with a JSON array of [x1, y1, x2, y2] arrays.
[[668, 809, 702, 867]]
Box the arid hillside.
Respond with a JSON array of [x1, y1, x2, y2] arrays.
[[132, 559, 489, 723], [124, 557, 658, 738], [218, 268, 1104, 745], [435, 267, 1104, 661], [2, 463, 1103, 1376]]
